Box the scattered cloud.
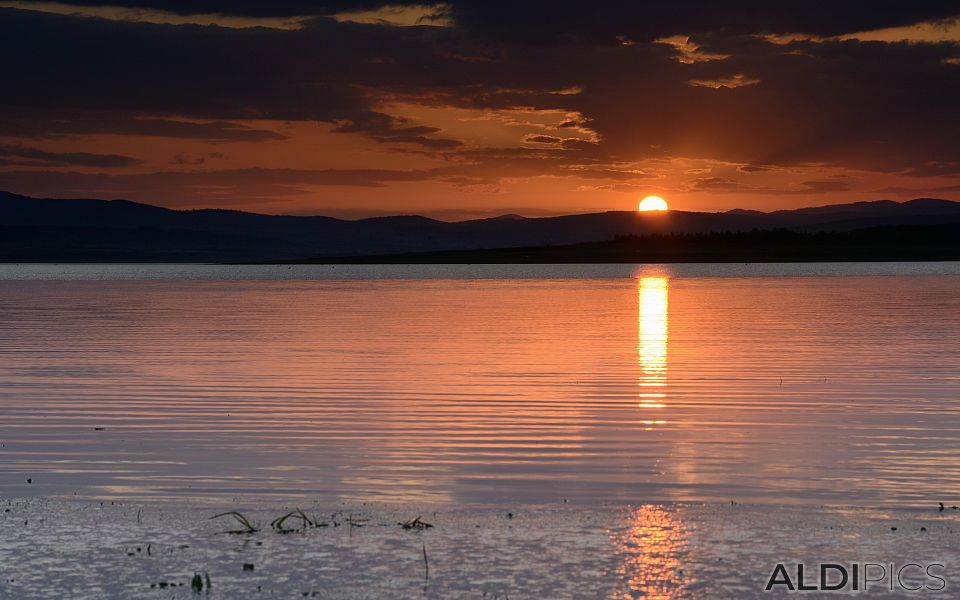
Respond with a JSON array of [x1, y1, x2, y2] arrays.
[[523, 134, 563, 144], [0, 144, 140, 167], [688, 73, 760, 89], [656, 35, 730, 63]]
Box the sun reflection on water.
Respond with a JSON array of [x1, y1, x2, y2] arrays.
[[638, 277, 668, 409], [613, 505, 689, 599]]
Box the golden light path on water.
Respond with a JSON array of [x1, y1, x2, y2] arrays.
[[638, 276, 668, 412], [614, 505, 689, 600], [621, 277, 686, 599]]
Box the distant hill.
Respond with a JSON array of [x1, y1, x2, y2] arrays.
[[1, 191, 959, 262], [290, 224, 960, 264]]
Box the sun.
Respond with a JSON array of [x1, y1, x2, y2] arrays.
[[638, 195, 669, 212]]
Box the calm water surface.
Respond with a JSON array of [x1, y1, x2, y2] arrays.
[[1, 263, 958, 507]]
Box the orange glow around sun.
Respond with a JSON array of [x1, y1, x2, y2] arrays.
[[639, 196, 669, 211]]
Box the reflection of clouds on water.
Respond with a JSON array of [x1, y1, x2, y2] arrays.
[[612, 504, 689, 599], [638, 277, 668, 410]]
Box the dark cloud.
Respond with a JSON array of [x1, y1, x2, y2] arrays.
[[555, 33, 960, 174], [0, 108, 286, 141], [9, 1, 386, 17], [0, 144, 140, 167], [0, 9, 464, 148], [523, 135, 563, 144], [15, 1, 958, 40], [2, 2, 960, 208], [5, 6, 958, 172], [441, 1, 960, 44]]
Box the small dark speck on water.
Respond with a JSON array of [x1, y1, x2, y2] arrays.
[[243, 564, 255, 572], [94, 427, 104, 431], [26, 478, 32, 484], [891, 527, 898, 531]]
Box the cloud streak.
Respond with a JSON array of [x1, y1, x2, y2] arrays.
[[0, 144, 140, 167]]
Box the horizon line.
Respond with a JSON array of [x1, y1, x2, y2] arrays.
[[1, 190, 956, 224]]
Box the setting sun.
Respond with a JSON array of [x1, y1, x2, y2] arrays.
[[639, 196, 669, 212]]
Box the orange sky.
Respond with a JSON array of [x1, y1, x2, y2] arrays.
[[1, 2, 958, 219]]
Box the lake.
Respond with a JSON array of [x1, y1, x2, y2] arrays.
[[1, 263, 959, 508]]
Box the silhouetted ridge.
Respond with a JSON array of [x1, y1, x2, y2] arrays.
[[1, 191, 959, 262], [287, 224, 960, 264]]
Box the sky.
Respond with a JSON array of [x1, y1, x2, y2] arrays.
[[1, 1, 959, 219]]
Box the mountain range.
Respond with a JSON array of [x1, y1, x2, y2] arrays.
[[2, 191, 959, 262]]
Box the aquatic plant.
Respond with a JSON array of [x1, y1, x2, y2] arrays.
[[210, 511, 259, 534], [271, 508, 314, 533]]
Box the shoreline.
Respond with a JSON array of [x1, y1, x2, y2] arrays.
[[3, 497, 958, 598]]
